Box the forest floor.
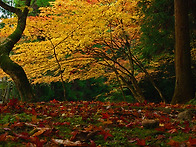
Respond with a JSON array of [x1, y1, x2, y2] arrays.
[[0, 99, 195, 147]]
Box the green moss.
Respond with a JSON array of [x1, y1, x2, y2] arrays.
[[172, 133, 190, 142]]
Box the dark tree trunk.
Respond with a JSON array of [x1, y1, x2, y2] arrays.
[[0, 0, 34, 101], [172, 0, 195, 104]]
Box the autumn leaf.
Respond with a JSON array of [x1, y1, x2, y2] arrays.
[[32, 128, 50, 137], [98, 129, 113, 141], [136, 139, 146, 146], [50, 99, 58, 103], [52, 139, 88, 146], [32, 115, 38, 123], [30, 136, 47, 147], [31, 108, 37, 115], [13, 132, 30, 140], [0, 100, 195, 146], [187, 137, 196, 146], [168, 128, 178, 134], [101, 112, 110, 119], [167, 139, 180, 147], [102, 119, 113, 125], [0, 132, 8, 141], [89, 140, 96, 147], [126, 122, 135, 128], [8, 98, 18, 107]]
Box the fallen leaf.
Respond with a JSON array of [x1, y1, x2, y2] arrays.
[[32, 115, 38, 123], [52, 139, 87, 146], [102, 112, 110, 119], [32, 128, 50, 137], [13, 132, 30, 140], [89, 140, 96, 147], [0, 132, 8, 141], [168, 139, 180, 147], [136, 139, 146, 146], [99, 130, 113, 141], [142, 119, 159, 129], [168, 128, 178, 134], [102, 119, 113, 125], [187, 137, 196, 146]]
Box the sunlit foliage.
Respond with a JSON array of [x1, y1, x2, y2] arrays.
[[0, 0, 142, 85]]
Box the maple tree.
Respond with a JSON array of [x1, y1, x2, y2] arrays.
[[0, 0, 34, 101], [0, 0, 165, 103]]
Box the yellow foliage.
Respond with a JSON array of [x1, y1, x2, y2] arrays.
[[0, 0, 142, 84]]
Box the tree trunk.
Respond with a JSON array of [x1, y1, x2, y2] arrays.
[[0, 55, 34, 101], [119, 75, 145, 103], [0, 0, 34, 102], [172, 0, 195, 104]]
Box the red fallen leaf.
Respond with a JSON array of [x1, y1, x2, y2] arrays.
[[10, 122, 25, 128], [164, 123, 174, 130], [60, 106, 67, 110], [160, 116, 170, 123], [126, 122, 135, 128], [70, 130, 79, 141], [31, 108, 37, 115], [168, 139, 180, 147], [101, 112, 110, 119], [99, 130, 113, 141], [49, 112, 59, 117], [89, 140, 96, 147], [168, 128, 178, 134], [30, 136, 47, 147], [182, 125, 191, 133], [50, 99, 58, 103], [0, 132, 8, 141], [53, 121, 70, 126], [187, 137, 196, 146], [155, 127, 165, 132], [8, 98, 18, 107], [156, 135, 165, 140], [134, 102, 141, 106], [136, 139, 146, 146], [120, 116, 128, 123], [13, 132, 30, 140]]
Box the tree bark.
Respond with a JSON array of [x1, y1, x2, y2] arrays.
[[0, 0, 34, 101], [172, 0, 195, 104]]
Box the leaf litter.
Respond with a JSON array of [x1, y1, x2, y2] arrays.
[[0, 99, 195, 146]]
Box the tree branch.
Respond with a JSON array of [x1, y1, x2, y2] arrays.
[[0, 0, 21, 15]]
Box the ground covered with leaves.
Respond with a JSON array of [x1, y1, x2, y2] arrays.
[[0, 99, 196, 147]]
